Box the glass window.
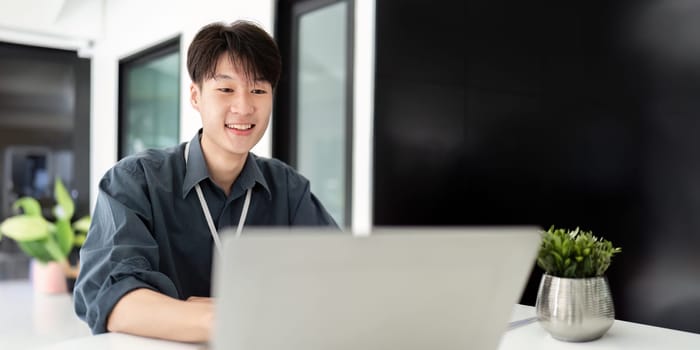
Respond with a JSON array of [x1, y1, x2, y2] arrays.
[[296, 1, 351, 226], [119, 38, 180, 158]]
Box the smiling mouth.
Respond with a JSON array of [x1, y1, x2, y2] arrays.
[[226, 123, 255, 131]]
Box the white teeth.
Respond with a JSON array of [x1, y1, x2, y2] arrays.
[[226, 123, 253, 130]]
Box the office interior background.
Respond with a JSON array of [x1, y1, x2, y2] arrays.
[[1, 0, 700, 335]]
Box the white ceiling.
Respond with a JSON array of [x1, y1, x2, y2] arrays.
[[0, 0, 103, 51]]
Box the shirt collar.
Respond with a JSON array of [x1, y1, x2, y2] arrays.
[[233, 153, 271, 200], [181, 130, 271, 199]]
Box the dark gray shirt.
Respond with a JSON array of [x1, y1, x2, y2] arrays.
[[73, 131, 338, 334]]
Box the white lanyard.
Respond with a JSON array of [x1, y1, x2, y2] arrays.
[[184, 142, 252, 254]]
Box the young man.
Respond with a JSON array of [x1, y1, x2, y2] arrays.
[[73, 20, 338, 342]]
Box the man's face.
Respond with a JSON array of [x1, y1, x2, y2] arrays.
[[190, 53, 273, 160]]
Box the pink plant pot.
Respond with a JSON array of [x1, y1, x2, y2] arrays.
[[30, 260, 68, 294]]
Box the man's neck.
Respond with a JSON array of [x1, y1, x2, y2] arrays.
[[200, 137, 247, 197]]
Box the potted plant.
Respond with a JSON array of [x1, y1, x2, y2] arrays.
[[0, 178, 90, 294], [535, 226, 621, 342]]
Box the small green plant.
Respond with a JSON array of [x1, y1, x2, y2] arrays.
[[0, 178, 90, 278], [537, 226, 621, 278]]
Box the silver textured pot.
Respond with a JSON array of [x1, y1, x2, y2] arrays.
[[535, 274, 614, 342]]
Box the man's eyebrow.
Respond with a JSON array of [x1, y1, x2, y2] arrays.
[[212, 74, 267, 84], [212, 74, 234, 81]]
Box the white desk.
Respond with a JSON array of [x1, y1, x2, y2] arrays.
[[3, 279, 700, 349], [0, 280, 90, 349], [502, 304, 700, 349]]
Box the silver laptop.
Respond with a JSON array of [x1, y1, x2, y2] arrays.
[[210, 226, 540, 350]]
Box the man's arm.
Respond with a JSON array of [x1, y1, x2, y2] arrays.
[[74, 163, 193, 338], [289, 177, 339, 227], [107, 289, 213, 343]]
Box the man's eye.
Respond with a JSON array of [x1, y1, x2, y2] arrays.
[[218, 88, 233, 93], [251, 89, 267, 95]]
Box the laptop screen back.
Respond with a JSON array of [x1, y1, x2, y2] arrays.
[[211, 226, 540, 350]]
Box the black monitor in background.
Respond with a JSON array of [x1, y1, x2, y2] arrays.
[[2, 146, 74, 220]]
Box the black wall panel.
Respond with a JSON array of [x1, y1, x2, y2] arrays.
[[373, 0, 700, 332]]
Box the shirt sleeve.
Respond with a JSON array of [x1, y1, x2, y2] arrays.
[[73, 163, 179, 334], [287, 173, 339, 227]]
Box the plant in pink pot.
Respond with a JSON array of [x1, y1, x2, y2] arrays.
[[0, 178, 90, 294]]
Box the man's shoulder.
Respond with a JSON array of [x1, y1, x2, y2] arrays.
[[252, 154, 291, 170], [252, 154, 295, 175], [111, 144, 184, 175], [251, 154, 308, 183]]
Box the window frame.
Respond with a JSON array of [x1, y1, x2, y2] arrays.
[[118, 36, 181, 160], [274, 0, 355, 226]]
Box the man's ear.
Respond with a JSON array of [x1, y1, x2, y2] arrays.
[[190, 83, 200, 111]]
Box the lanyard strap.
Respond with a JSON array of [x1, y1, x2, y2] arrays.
[[184, 142, 252, 253]]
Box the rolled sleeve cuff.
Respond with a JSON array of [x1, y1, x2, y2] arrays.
[[83, 257, 179, 334]]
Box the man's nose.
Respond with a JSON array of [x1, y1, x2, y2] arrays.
[[230, 93, 254, 115]]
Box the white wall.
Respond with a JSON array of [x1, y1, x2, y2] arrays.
[[90, 0, 275, 210], [352, 0, 375, 234]]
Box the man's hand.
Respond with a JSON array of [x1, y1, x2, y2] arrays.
[[107, 289, 214, 343]]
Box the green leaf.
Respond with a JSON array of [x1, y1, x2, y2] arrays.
[[552, 234, 562, 252], [550, 250, 563, 265], [561, 239, 571, 257], [12, 197, 42, 217], [74, 233, 87, 246], [72, 215, 91, 233], [17, 240, 54, 263], [0, 216, 50, 241], [563, 262, 578, 278], [53, 178, 74, 221], [54, 219, 74, 256], [44, 235, 69, 262], [538, 226, 621, 278]]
